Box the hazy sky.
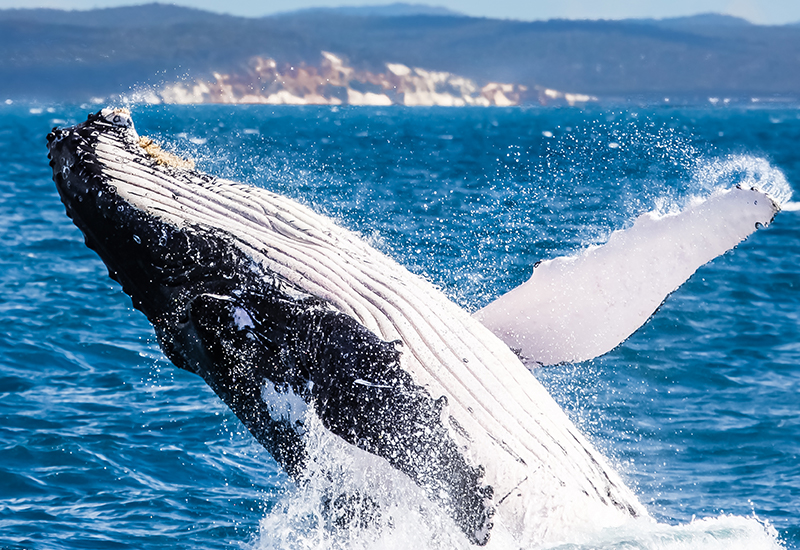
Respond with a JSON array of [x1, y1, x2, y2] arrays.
[[3, 0, 800, 25]]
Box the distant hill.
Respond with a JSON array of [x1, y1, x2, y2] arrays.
[[0, 2, 231, 28], [629, 13, 753, 29], [2, 3, 800, 103], [276, 3, 462, 18]]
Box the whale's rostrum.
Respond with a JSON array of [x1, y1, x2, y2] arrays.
[[47, 108, 649, 547]]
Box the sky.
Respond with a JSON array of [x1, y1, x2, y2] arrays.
[[2, 0, 800, 25]]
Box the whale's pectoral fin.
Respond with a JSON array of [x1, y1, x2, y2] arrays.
[[475, 186, 785, 366]]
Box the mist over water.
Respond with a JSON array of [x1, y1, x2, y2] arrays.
[[1, 104, 798, 549]]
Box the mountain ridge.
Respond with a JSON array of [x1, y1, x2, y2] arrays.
[[273, 3, 463, 18], [2, 3, 800, 103]]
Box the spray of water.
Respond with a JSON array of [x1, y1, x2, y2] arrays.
[[250, 419, 784, 550], [251, 409, 471, 550], [691, 154, 793, 208], [541, 515, 782, 550]]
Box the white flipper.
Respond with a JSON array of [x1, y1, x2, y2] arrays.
[[475, 186, 783, 365]]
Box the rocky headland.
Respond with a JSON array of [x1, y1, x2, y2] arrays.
[[138, 52, 592, 107]]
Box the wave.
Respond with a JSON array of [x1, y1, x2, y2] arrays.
[[543, 515, 782, 550]]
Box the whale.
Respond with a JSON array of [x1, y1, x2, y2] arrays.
[[46, 108, 783, 547]]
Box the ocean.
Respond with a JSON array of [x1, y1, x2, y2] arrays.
[[1, 103, 798, 549]]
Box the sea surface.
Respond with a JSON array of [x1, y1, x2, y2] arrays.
[[1, 103, 799, 549]]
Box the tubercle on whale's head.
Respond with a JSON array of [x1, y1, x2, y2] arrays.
[[49, 106, 193, 167], [100, 106, 134, 129], [97, 106, 196, 169]]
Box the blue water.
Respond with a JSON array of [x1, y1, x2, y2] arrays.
[[1, 103, 798, 549]]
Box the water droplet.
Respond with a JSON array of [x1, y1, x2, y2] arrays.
[[133, 235, 141, 244]]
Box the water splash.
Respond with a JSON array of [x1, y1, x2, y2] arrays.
[[691, 154, 793, 207], [543, 515, 782, 550], [248, 395, 785, 550], [251, 410, 471, 550]]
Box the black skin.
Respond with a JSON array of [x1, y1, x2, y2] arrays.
[[46, 111, 495, 545]]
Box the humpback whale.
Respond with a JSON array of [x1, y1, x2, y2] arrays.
[[46, 108, 783, 547]]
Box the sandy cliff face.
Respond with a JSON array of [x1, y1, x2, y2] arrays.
[[139, 52, 592, 107]]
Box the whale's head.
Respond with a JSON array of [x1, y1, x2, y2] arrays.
[[48, 108, 250, 353], [46, 107, 290, 403], [49, 109, 184, 323]]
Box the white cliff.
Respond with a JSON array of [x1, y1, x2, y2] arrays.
[[138, 52, 591, 107]]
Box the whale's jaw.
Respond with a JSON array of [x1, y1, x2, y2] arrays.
[[48, 108, 647, 547]]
